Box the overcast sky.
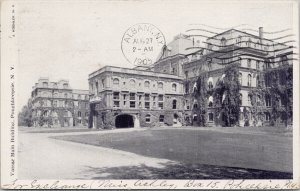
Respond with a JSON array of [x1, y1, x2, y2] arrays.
[[16, 0, 296, 111]]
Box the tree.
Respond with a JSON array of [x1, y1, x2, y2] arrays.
[[213, 66, 241, 127], [18, 105, 32, 127]]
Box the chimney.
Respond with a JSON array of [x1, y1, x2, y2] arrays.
[[259, 27, 263, 40]]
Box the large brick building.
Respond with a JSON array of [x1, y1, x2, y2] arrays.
[[89, 27, 293, 129], [88, 66, 186, 129], [30, 78, 90, 127]]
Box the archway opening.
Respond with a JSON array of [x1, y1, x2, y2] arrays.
[[115, 114, 134, 128]]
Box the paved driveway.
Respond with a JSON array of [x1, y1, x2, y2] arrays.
[[18, 128, 175, 179]]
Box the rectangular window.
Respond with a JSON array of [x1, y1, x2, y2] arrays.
[[159, 115, 164, 122], [113, 92, 120, 100], [145, 94, 150, 101], [158, 95, 164, 101], [113, 101, 120, 108], [130, 101, 135, 108], [145, 102, 150, 109], [130, 93, 135, 100], [158, 102, 164, 109]]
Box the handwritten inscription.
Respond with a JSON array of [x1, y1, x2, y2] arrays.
[[121, 23, 165, 66], [3, 179, 299, 190]]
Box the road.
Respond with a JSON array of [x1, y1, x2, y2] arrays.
[[18, 128, 175, 179]]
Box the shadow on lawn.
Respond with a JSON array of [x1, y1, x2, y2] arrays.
[[83, 162, 292, 179]]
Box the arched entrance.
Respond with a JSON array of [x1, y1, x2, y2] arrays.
[[115, 114, 134, 128]]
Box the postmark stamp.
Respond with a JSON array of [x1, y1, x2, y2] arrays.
[[121, 23, 166, 67]]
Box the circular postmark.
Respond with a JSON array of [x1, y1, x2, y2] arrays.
[[121, 23, 166, 67]]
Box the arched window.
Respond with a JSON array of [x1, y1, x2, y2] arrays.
[[248, 94, 252, 105], [239, 74, 243, 86], [172, 83, 177, 91], [208, 96, 213, 107], [221, 37, 227, 46], [113, 78, 119, 85], [247, 74, 252, 87], [144, 81, 150, 88], [172, 100, 177, 109], [129, 79, 136, 87], [63, 83, 68, 89], [208, 77, 213, 89], [158, 82, 163, 90], [145, 114, 151, 123]]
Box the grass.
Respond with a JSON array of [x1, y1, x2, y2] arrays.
[[52, 128, 293, 176]]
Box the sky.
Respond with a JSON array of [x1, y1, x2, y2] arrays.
[[16, 0, 296, 111]]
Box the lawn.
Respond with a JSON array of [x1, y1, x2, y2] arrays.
[[52, 128, 292, 178]]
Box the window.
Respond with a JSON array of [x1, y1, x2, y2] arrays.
[[145, 114, 151, 123], [172, 100, 177, 109], [193, 103, 198, 109], [239, 94, 243, 105], [159, 115, 164, 122], [265, 95, 271, 107], [95, 81, 99, 94], [172, 84, 177, 92], [78, 111, 81, 117], [113, 78, 119, 85], [130, 93, 135, 100], [158, 95, 164, 109], [247, 59, 251, 68], [64, 93, 68, 98], [101, 79, 105, 88], [158, 82, 163, 90], [144, 94, 150, 109], [130, 79, 136, 87], [256, 60, 260, 69], [129, 93, 136, 108], [248, 94, 251, 105], [208, 96, 213, 107], [85, 112, 88, 117], [208, 82, 213, 89], [247, 74, 252, 87], [239, 72, 242, 85], [63, 83, 68, 89], [208, 101, 213, 107], [113, 92, 120, 108], [113, 92, 120, 99], [208, 113, 214, 121], [53, 83, 57, 88], [130, 101, 135, 108], [221, 37, 226, 46], [43, 82, 48, 88], [144, 81, 150, 88]]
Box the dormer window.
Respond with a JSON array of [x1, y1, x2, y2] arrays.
[[43, 82, 48, 88], [63, 83, 68, 89]]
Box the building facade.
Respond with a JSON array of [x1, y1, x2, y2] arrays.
[[89, 27, 293, 129], [30, 78, 90, 127], [88, 66, 187, 129]]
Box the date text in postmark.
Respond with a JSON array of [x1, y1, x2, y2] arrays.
[[121, 23, 166, 67]]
